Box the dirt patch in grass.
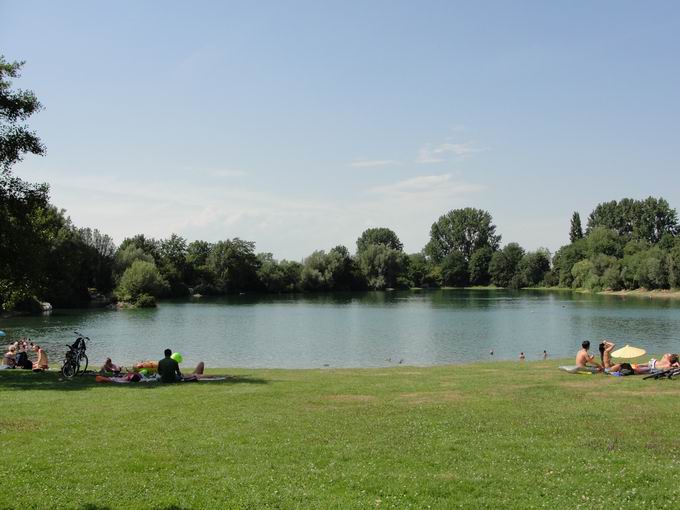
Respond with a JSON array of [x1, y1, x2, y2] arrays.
[[399, 391, 464, 405], [558, 379, 617, 390], [323, 394, 378, 403], [0, 418, 41, 432]]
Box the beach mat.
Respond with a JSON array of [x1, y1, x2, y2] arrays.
[[559, 365, 599, 374]]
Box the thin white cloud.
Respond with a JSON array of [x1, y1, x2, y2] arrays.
[[350, 159, 400, 168], [370, 173, 484, 196], [417, 141, 485, 164], [209, 169, 247, 178]]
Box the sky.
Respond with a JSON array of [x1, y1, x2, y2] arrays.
[[2, 0, 680, 260]]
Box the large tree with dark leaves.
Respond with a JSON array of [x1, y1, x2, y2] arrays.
[[0, 57, 49, 309]]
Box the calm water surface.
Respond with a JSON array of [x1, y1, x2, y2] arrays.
[[2, 290, 680, 368]]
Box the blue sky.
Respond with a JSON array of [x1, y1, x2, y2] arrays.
[[3, 0, 679, 259]]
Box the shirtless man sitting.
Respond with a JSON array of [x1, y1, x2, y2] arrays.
[[576, 340, 602, 372], [32, 345, 49, 372]]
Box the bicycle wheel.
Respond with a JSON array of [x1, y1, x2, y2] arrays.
[[61, 360, 77, 379], [76, 354, 89, 375]]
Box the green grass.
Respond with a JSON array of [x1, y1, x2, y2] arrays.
[[2, 361, 680, 509]]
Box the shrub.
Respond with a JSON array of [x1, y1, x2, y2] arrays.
[[116, 260, 169, 302], [134, 293, 156, 308]]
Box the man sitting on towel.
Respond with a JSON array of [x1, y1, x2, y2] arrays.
[[158, 349, 206, 382], [576, 341, 602, 372]]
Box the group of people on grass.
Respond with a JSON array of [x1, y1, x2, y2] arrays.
[[2, 341, 205, 383], [576, 340, 679, 375], [97, 349, 206, 383], [1, 339, 49, 371]]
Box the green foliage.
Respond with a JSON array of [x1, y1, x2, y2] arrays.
[[425, 208, 500, 263], [134, 293, 156, 308], [356, 227, 403, 253], [585, 227, 623, 258], [489, 243, 525, 288], [207, 238, 260, 293], [569, 212, 583, 243], [516, 249, 551, 287], [587, 197, 678, 243], [406, 253, 429, 287], [620, 247, 669, 290], [552, 240, 587, 288], [468, 247, 493, 286], [257, 254, 303, 293], [357, 244, 407, 290], [115, 260, 169, 302], [113, 244, 154, 280], [0, 56, 45, 173], [440, 251, 468, 287], [668, 241, 680, 289], [571, 259, 596, 289]]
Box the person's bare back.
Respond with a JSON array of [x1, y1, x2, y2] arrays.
[[576, 340, 601, 370]]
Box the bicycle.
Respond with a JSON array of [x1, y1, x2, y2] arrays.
[[60, 331, 89, 379]]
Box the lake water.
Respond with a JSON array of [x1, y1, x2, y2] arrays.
[[2, 290, 680, 369]]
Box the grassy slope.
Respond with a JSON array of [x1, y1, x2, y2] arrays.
[[2, 361, 680, 509]]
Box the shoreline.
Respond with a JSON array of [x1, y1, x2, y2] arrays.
[[597, 288, 680, 299]]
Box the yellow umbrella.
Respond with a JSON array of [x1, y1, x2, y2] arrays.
[[611, 344, 646, 359]]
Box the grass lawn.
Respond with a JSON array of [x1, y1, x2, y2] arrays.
[[2, 361, 680, 509]]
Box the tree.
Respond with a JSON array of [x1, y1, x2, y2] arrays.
[[440, 251, 468, 287], [118, 234, 160, 262], [158, 234, 190, 296], [585, 227, 623, 259], [569, 212, 583, 243], [300, 250, 333, 291], [356, 228, 403, 254], [552, 240, 587, 287], [76, 228, 115, 293], [517, 249, 551, 287], [637, 197, 679, 244], [257, 253, 287, 293], [425, 208, 500, 263], [489, 243, 525, 287], [587, 197, 678, 243], [468, 247, 493, 286], [185, 240, 213, 289], [667, 240, 680, 288], [326, 245, 355, 290], [206, 238, 260, 293], [0, 57, 49, 310], [115, 260, 170, 305], [407, 253, 430, 287], [357, 244, 408, 290], [1, 56, 45, 173], [113, 244, 154, 280]]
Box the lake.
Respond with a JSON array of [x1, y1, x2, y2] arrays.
[[2, 290, 680, 369]]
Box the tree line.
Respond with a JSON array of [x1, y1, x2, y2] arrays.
[[2, 56, 680, 310]]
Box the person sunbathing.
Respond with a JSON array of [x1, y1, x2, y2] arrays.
[[576, 340, 602, 371], [1, 345, 17, 369], [598, 340, 623, 373], [32, 345, 48, 372], [633, 353, 679, 374], [101, 357, 122, 374]]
